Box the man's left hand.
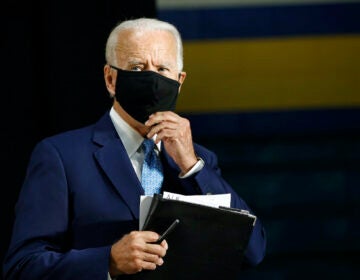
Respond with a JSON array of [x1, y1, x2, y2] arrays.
[[145, 111, 198, 174]]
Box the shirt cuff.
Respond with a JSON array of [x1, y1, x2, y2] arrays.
[[179, 157, 205, 179]]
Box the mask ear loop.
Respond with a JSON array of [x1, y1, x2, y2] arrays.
[[107, 65, 118, 98], [109, 65, 120, 71]]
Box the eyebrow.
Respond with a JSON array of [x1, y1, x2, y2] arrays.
[[128, 59, 174, 70], [127, 59, 143, 66]]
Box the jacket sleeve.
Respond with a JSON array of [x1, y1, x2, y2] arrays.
[[3, 140, 111, 280], [178, 144, 267, 267]]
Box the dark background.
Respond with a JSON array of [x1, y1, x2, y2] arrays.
[[1, 0, 157, 277], [2, 0, 359, 279]]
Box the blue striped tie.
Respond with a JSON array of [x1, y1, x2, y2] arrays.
[[141, 139, 164, 196]]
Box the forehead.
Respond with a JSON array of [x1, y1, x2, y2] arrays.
[[115, 29, 177, 63]]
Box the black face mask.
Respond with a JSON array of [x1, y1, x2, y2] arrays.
[[111, 66, 180, 123]]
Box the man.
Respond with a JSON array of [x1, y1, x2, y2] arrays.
[[3, 18, 266, 279]]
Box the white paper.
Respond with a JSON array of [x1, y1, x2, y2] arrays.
[[139, 195, 154, 230], [162, 191, 231, 208], [139, 192, 231, 230]]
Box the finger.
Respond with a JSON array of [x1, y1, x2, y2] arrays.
[[161, 240, 168, 250], [142, 251, 164, 264], [144, 243, 167, 258], [141, 259, 160, 270], [141, 230, 160, 241], [145, 111, 179, 126], [152, 129, 179, 143], [147, 122, 177, 139], [152, 122, 192, 143]]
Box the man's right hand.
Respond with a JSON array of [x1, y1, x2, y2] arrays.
[[109, 230, 168, 277]]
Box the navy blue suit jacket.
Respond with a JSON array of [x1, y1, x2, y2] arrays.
[[3, 111, 266, 279]]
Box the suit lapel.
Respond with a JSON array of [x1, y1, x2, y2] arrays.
[[92, 113, 144, 219]]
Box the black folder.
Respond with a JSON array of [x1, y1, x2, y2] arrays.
[[131, 194, 256, 280]]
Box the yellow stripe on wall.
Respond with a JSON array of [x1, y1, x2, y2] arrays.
[[177, 35, 360, 113]]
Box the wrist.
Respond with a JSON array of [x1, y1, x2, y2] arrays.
[[179, 157, 204, 178], [179, 156, 198, 175]]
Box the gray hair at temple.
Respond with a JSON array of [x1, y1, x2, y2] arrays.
[[105, 17, 184, 71]]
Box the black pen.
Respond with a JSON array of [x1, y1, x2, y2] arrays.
[[154, 219, 180, 244]]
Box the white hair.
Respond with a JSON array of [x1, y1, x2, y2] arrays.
[[105, 18, 184, 71]]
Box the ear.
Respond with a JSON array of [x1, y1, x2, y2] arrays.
[[104, 64, 116, 96], [178, 71, 186, 93]]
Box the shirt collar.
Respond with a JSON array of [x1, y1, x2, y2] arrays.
[[109, 107, 161, 157]]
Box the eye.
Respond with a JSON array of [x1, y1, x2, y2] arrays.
[[130, 65, 143, 71], [158, 66, 169, 72]]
